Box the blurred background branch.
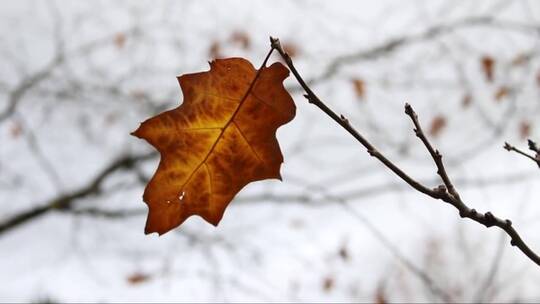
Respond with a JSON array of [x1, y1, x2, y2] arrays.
[[1, 0, 540, 302]]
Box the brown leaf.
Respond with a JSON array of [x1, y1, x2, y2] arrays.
[[511, 53, 530, 66], [351, 78, 366, 100], [494, 86, 510, 101], [429, 115, 446, 138], [481, 55, 495, 82], [132, 58, 296, 234], [338, 244, 349, 261], [461, 93, 472, 109], [208, 41, 222, 59], [282, 42, 299, 58], [230, 31, 250, 50], [374, 283, 387, 304], [9, 121, 23, 138], [114, 33, 126, 49], [127, 272, 151, 285], [520, 120, 531, 140], [322, 276, 334, 292]]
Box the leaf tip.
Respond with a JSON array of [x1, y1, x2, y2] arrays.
[[130, 129, 141, 138], [144, 223, 167, 236], [202, 213, 223, 227]]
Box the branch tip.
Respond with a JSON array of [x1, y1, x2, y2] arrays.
[[404, 103, 413, 115], [528, 139, 539, 152]]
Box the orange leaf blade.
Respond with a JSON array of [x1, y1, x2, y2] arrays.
[[132, 58, 296, 235]]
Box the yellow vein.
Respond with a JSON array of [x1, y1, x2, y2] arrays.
[[176, 48, 275, 194], [233, 121, 264, 164]]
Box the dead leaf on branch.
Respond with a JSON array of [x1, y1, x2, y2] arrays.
[[481, 55, 495, 82], [322, 276, 335, 292], [429, 115, 446, 138], [282, 41, 300, 58], [494, 86, 510, 101], [132, 58, 296, 235], [230, 31, 251, 49], [511, 53, 530, 66], [114, 32, 126, 49], [374, 282, 388, 304], [127, 272, 151, 285], [351, 78, 366, 100], [461, 93, 472, 109], [520, 120, 531, 140], [208, 41, 222, 59], [9, 120, 23, 138]]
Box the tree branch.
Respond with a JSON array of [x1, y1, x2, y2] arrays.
[[270, 36, 540, 268], [504, 140, 540, 168], [297, 16, 540, 89], [0, 151, 156, 235]]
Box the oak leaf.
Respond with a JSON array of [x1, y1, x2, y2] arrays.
[[132, 58, 296, 235]]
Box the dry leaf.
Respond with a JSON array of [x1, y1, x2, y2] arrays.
[[494, 86, 510, 101], [282, 42, 299, 58], [114, 33, 126, 49], [127, 272, 151, 285], [351, 78, 366, 100], [429, 115, 446, 138], [461, 93, 472, 109], [209, 41, 222, 59], [230, 31, 251, 49], [481, 55, 495, 82], [520, 120, 531, 140], [338, 244, 349, 261], [511, 53, 530, 66], [10, 121, 23, 138], [322, 276, 334, 292], [132, 58, 296, 234], [374, 282, 387, 304]]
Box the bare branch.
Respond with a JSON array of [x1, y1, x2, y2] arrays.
[[298, 16, 540, 89], [270, 36, 540, 268], [0, 151, 156, 236], [504, 141, 540, 168]]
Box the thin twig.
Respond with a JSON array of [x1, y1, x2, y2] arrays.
[[270, 36, 540, 268], [270, 38, 439, 200], [504, 141, 540, 168]]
